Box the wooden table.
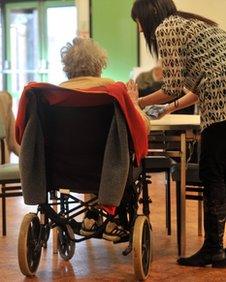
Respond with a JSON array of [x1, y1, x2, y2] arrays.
[[150, 114, 200, 256]]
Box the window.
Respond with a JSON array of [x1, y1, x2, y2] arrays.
[[2, 1, 77, 98]]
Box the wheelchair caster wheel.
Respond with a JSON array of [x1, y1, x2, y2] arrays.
[[42, 224, 50, 249], [18, 213, 42, 276], [57, 224, 75, 260], [133, 215, 153, 281]]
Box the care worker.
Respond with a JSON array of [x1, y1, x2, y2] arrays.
[[128, 0, 226, 267]]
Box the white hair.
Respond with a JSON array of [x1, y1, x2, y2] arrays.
[[61, 37, 108, 79]]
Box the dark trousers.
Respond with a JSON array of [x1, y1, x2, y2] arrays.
[[199, 120, 226, 249], [200, 120, 226, 211]]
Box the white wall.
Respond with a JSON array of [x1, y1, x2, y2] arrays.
[[139, 34, 156, 70], [140, 0, 226, 68], [174, 0, 226, 30]]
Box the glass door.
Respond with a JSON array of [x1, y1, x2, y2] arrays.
[[4, 2, 39, 98], [4, 0, 76, 98], [44, 1, 77, 84]]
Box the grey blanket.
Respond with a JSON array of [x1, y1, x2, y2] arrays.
[[98, 104, 129, 206], [19, 94, 46, 204]]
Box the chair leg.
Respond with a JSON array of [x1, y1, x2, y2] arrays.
[[2, 185, 6, 236], [198, 192, 203, 236], [165, 169, 171, 235], [176, 181, 181, 256]]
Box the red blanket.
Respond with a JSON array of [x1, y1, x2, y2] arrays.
[[16, 81, 148, 165]]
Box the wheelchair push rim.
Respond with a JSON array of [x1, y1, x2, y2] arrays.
[[133, 215, 153, 281], [18, 213, 42, 276]]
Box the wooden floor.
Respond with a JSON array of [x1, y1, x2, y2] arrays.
[[1, 172, 226, 282]]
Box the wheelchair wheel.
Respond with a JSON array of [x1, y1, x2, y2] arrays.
[[133, 215, 153, 281], [18, 213, 42, 276], [57, 224, 75, 260]]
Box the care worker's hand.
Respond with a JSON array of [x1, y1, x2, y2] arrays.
[[126, 79, 139, 104]]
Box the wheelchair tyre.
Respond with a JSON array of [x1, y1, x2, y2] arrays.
[[57, 224, 75, 260], [18, 213, 42, 276], [133, 216, 152, 281]]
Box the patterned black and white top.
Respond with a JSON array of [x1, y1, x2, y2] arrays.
[[155, 15, 226, 130]]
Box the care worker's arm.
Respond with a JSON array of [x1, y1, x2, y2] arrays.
[[138, 89, 173, 109], [164, 91, 198, 114]]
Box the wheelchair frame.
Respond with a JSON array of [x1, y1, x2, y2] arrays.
[[18, 163, 153, 280]]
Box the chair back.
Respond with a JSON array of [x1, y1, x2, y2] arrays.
[[40, 101, 115, 193]]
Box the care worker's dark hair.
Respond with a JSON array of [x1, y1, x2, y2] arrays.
[[131, 0, 218, 58]]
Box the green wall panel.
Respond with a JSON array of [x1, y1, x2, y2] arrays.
[[91, 0, 138, 82]]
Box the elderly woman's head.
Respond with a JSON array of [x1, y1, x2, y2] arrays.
[[61, 37, 108, 79]]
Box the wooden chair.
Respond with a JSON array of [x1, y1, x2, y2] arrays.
[[145, 131, 176, 235], [0, 115, 21, 235]]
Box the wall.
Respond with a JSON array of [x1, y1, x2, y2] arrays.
[[76, 0, 137, 82], [174, 0, 226, 30], [91, 0, 137, 82]]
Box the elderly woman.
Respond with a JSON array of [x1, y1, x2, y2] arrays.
[[59, 37, 149, 242]]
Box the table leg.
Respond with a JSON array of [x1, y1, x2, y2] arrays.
[[180, 132, 186, 256]]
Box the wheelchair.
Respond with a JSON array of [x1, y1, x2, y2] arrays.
[[17, 83, 153, 281]]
